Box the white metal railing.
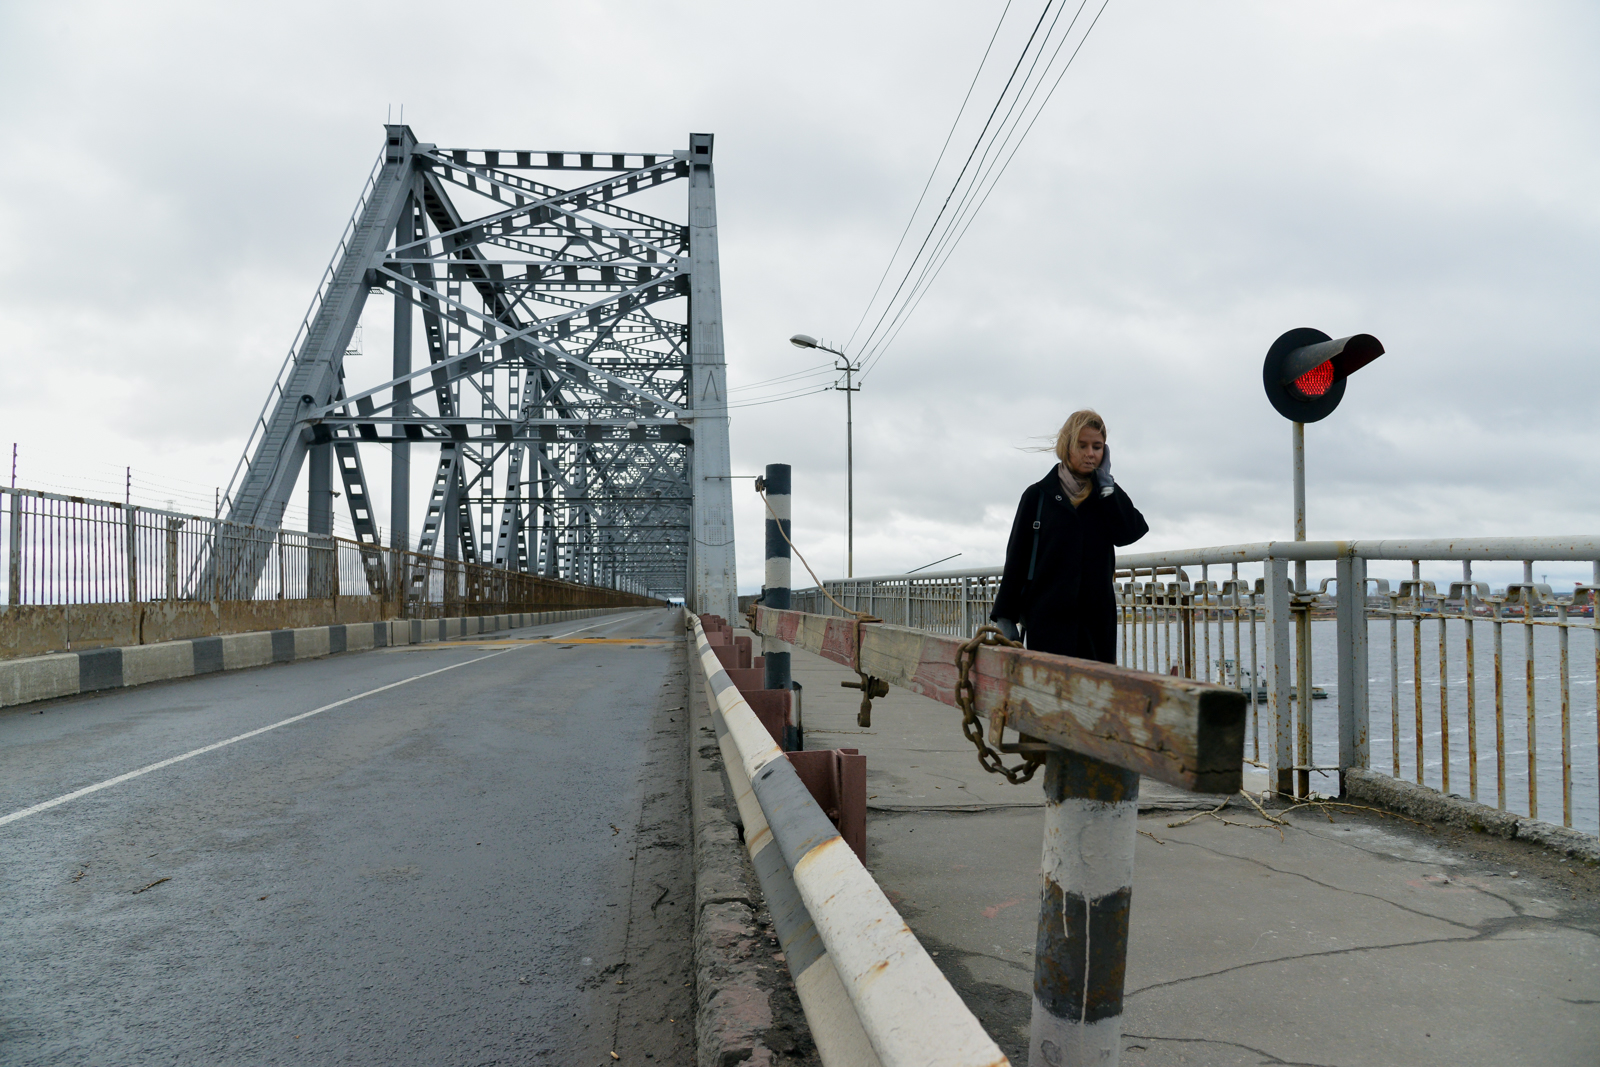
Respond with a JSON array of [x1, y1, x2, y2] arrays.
[[792, 537, 1600, 836]]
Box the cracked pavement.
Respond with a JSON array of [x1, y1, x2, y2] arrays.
[[770, 628, 1600, 1067]]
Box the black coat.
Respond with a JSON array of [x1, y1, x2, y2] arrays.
[[990, 467, 1148, 663]]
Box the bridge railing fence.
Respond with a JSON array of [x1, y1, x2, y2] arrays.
[[2, 486, 656, 621], [792, 538, 1600, 835]]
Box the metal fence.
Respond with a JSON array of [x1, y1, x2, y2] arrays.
[[1, 485, 657, 621], [793, 537, 1600, 835]]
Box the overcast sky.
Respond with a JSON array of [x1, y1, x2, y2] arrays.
[[2, 0, 1595, 594]]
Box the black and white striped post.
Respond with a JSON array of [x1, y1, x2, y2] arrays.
[[1031, 748, 1140, 1067], [761, 464, 795, 746]]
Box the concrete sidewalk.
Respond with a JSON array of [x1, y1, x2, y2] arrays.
[[754, 628, 1600, 1067]]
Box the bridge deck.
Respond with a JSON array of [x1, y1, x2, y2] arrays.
[[1, 608, 691, 1065], [767, 627, 1600, 1067]]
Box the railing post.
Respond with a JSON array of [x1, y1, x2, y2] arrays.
[[1335, 554, 1369, 789], [125, 505, 139, 605], [1030, 748, 1140, 1067], [1180, 586, 1195, 678], [165, 518, 181, 601], [7, 491, 22, 606], [1264, 557, 1294, 796], [961, 575, 971, 636]]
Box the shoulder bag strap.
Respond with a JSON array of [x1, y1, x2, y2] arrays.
[[1025, 490, 1047, 582]]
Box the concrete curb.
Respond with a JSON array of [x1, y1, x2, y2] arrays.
[[1345, 768, 1600, 864], [0, 607, 641, 711]]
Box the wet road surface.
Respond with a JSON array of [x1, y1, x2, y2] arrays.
[[1, 607, 693, 1066]]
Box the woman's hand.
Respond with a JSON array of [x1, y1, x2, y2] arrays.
[[1095, 444, 1116, 497], [994, 617, 1020, 642]]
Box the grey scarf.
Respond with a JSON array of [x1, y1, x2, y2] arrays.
[[1057, 462, 1091, 507]]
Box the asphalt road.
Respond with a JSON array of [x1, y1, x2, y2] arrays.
[[0, 607, 694, 1066]]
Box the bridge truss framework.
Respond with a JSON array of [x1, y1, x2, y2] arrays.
[[221, 126, 736, 615]]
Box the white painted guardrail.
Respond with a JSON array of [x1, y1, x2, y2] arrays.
[[689, 614, 1007, 1067]]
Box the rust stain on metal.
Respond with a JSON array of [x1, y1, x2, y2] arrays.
[[753, 607, 1246, 792]]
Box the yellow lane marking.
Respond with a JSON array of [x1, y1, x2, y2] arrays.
[[388, 637, 675, 649]]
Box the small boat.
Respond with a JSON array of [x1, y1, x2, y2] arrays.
[[1217, 659, 1328, 703]]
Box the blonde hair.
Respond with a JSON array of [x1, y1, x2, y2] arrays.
[[1054, 409, 1107, 464]]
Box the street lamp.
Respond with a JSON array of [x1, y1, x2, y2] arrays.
[[789, 333, 862, 577]]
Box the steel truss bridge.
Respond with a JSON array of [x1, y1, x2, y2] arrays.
[[220, 126, 737, 615]]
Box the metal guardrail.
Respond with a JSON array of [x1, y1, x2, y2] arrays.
[[689, 613, 1004, 1067], [792, 537, 1600, 835], [1, 485, 657, 622]]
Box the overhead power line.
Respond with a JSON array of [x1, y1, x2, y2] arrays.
[[860, 0, 1114, 379], [848, 0, 1115, 382], [843, 0, 1019, 356]]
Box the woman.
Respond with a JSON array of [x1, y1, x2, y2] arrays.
[[990, 409, 1148, 661]]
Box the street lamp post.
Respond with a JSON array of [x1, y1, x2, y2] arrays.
[[789, 333, 861, 577]]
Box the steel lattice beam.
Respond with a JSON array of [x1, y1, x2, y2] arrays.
[[220, 126, 736, 608]]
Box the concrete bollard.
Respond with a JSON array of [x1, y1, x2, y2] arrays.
[[1031, 748, 1140, 1067], [762, 462, 796, 749]]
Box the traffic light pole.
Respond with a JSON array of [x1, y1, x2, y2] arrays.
[[1292, 421, 1306, 577], [1292, 420, 1312, 797], [1263, 327, 1386, 801]]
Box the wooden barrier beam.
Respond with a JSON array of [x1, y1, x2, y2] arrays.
[[752, 605, 1246, 793]]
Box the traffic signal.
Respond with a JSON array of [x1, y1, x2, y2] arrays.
[[1262, 328, 1385, 423]]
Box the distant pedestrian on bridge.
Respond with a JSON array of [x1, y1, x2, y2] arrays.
[[991, 409, 1147, 662]]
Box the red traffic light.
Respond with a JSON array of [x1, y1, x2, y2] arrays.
[[1292, 360, 1336, 398], [1263, 329, 1384, 422]]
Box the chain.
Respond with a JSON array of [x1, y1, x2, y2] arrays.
[[956, 625, 1051, 784]]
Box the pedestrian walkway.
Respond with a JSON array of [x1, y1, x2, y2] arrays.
[[751, 628, 1600, 1066]]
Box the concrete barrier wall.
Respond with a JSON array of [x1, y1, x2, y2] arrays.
[[0, 607, 643, 711], [1, 593, 666, 662], [0, 597, 392, 660]]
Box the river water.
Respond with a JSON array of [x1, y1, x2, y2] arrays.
[[1207, 618, 1600, 836]]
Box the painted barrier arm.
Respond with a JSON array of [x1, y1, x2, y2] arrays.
[[751, 604, 1248, 794]]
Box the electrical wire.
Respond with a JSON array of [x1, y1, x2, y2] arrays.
[[727, 362, 837, 393], [859, 0, 1089, 376], [860, 0, 1113, 380], [725, 384, 835, 411], [842, 0, 1018, 355], [849, 0, 1061, 368], [844, 0, 1115, 383], [859, 0, 1092, 368]]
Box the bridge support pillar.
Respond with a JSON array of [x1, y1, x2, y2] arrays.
[[685, 132, 736, 620]]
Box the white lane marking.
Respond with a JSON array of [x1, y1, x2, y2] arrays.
[[0, 647, 517, 828]]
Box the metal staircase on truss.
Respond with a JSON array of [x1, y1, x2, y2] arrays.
[[217, 126, 738, 615]]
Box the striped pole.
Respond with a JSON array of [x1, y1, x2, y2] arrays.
[[1031, 748, 1140, 1067], [762, 465, 794, 746]]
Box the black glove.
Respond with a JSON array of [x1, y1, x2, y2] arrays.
[[993, 617, 1020, 642], [1095, 444, 1115, 497]]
